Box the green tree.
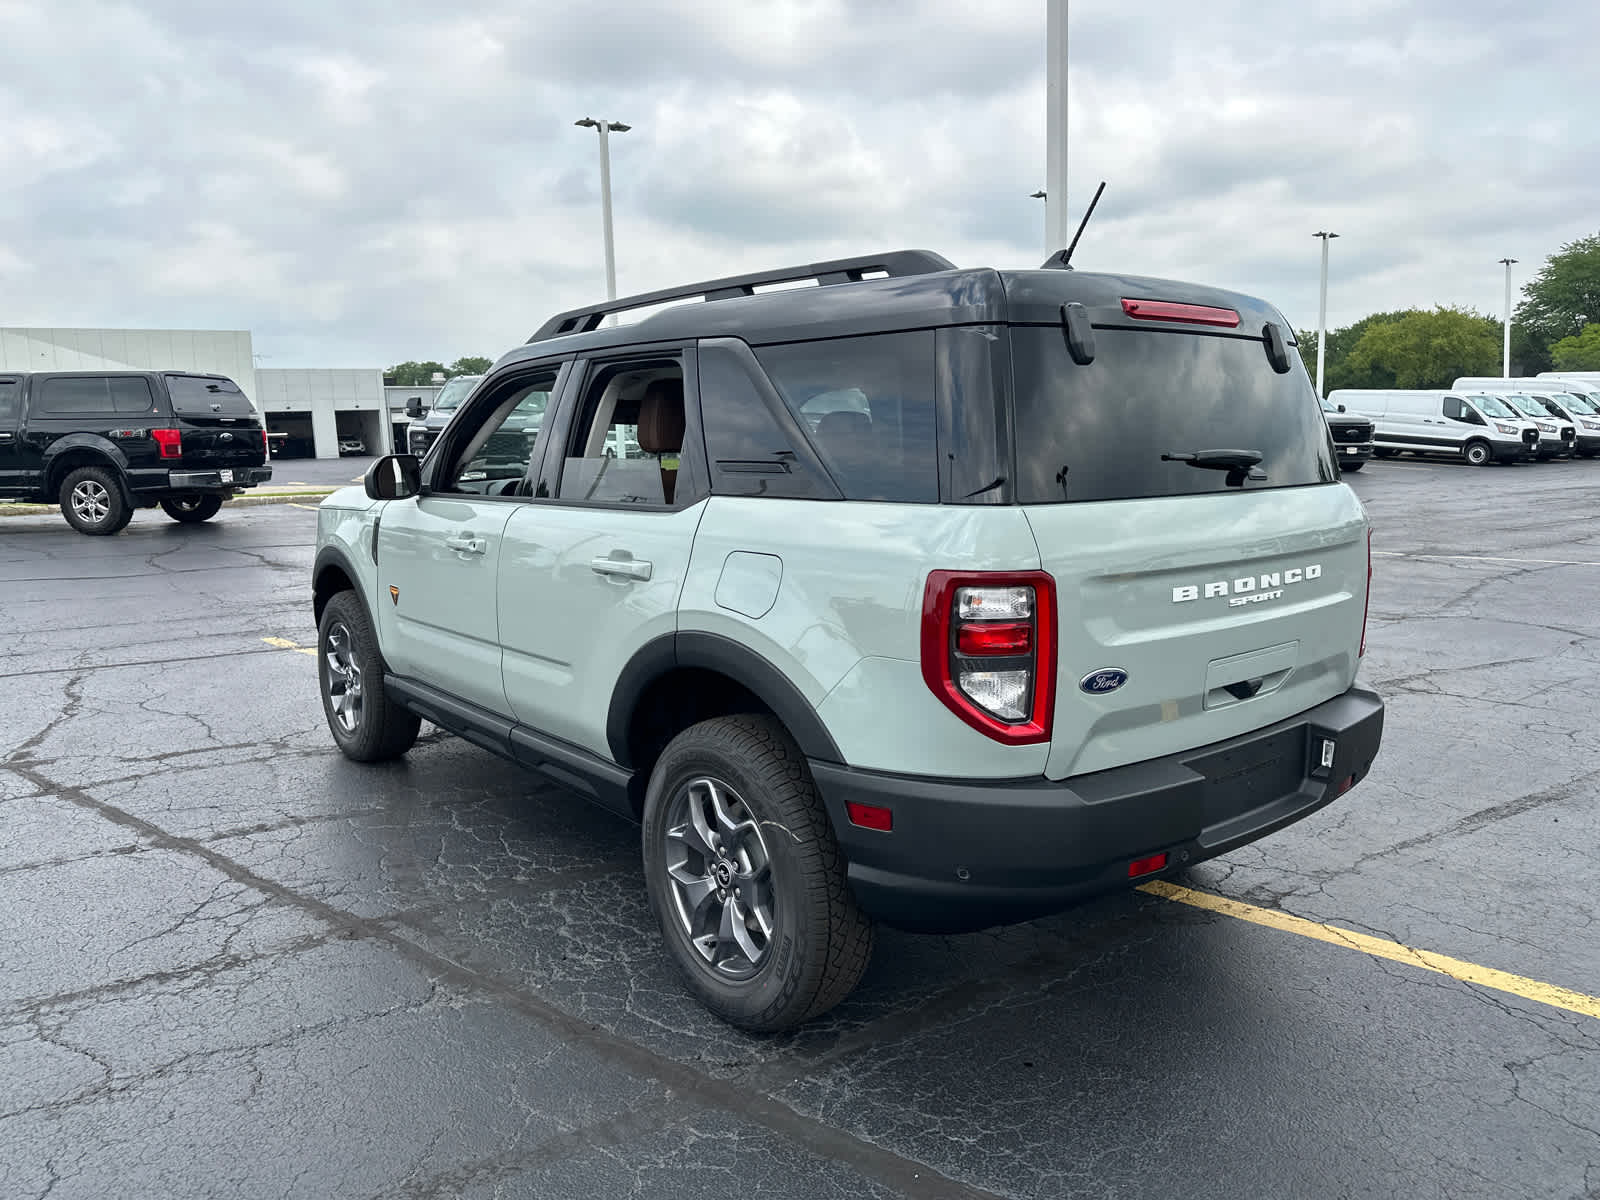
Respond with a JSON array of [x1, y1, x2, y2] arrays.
[[1550, 324, 1600, 371], [1514, 233, 1600, 348], [1296, 310, 1412, 392], [1343, 306, 1500, 389], [385, 360, 448, 386], [449, 356, 493, 375]]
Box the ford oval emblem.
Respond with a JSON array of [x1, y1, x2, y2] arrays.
[[1079, 668, 1129, 695]]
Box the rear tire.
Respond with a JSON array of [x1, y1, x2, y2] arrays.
[[317, 590, 420, 762], [160, 495, 224, 523], [1463, 440, 1492, 467], [59, 466, 132, 535], [1373, 448, 1399, 459], [642, 714, 875, 1032]]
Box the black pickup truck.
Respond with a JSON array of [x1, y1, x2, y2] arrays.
[[0, 371, 273, 534]]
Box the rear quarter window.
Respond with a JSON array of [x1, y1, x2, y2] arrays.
[[754, 332, 937, 503], [1010, 326, 1336, 503], [37, 377, 114, 415], [0, 379, 18, 421]]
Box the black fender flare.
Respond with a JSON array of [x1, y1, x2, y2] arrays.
[[606, 631, 843, 768], [42, 436, 133, 504], [312, 544, 369, 624]]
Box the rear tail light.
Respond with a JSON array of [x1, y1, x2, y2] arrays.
[[1120, 298, 1241, 328], [262, 428, 269, 454], [1359, 527, 1372, 658], [151, 428, 182, 458], [921, 571, 1056, 745]]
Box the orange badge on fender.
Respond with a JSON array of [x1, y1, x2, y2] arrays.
[[389, 585, 400, 605]]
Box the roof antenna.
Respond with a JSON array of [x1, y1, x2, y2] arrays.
[[1041, 181, 1106, 270]]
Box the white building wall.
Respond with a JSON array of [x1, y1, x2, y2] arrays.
[[0, 328, 256, 407], [256, 368, 387, 458]]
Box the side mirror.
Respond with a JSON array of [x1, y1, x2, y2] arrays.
[[405, 396, 425, 419], [1337, 403, 1346, 413], [365, 454, 422, 500]]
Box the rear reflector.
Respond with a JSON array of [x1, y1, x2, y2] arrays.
[[956, 620, 1032, 656], [1121, 298, 1241, 328], [1128, 853, 1169, 878], [846, 801, 893, 832]]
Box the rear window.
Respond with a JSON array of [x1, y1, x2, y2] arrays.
[[432, 375, 482, 413], [166, 375, 255, 417], [754, 332, 937, 502], [1010, 327, 1336, 504], [0, 379, 18, 421]]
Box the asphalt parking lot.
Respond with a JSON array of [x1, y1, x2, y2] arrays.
[[2, 459, 1597, 1200]]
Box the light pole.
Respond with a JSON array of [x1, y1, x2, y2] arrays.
[[1030, 191, 1047, 254], [1498, 257, 1517, 377], [1313, 231, 1339, 399], [574, 117, 632, 301], [1044, 0, 1068, 255]]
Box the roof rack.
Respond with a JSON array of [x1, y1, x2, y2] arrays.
[[528, 249, 956, 341]]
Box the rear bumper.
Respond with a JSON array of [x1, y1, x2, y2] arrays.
[[163, 466, 273, 490], [812, 686, 1384, 933]]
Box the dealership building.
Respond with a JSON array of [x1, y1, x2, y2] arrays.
[[0, 326, 430, 459]]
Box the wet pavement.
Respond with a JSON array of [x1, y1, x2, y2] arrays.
[[1, 460, 1597, 1199]]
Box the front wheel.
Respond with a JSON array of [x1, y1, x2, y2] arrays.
[[642, 715, 874, 1032], [1341, 460, 1365, 472], [160, 494, 224, 523], [317, 590, 420, 762], [1463, 440, 1492, 467], [59, 466, 132, 535]]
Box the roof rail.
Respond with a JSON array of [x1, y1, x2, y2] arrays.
[[528, 249, 956, 342]]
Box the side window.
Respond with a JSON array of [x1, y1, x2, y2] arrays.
[[1442, 398, 1464, 420], [556, 358, 701, 507], [437, 372, 556, 497], [109, 377, 155, 414], [697, 342, 834, 499], [37, 377, 110, 415], [0, 379, 18, 422], [754, 332, 937, 502]]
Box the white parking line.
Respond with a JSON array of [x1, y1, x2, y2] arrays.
[[1374, 551, 1600, 567]]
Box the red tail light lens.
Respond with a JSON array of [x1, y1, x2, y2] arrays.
[[1359, 527, 1372, 657], [262, 428, 269, 455], [921, 571, 1056, 745], [845, 801, 894, 832], [1120, 298, 1241, 328], [151, 428, 182, 458]]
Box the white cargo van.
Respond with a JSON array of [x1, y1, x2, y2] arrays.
[[1455, 377, 1600, 457], [1328, 389, 1540, 465]]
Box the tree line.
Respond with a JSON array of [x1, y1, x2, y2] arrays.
[[1298, 233, 1600, 391], [383, 356, 494, 386]]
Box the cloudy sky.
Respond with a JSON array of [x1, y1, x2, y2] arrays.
[[1, 0, 1595, 368]]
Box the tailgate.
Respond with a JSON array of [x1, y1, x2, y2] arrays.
[[1024, 486, 1368, 780], [178, 417, 267, 467]]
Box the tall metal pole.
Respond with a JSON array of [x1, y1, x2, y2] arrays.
[[575, 117, 632, 301], [1499, 257, 1517, 377], [1044, 0, 1069, 256], [1314, 231, 1338, 399]]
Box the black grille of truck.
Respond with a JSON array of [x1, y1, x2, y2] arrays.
[[1328, 421, 1371, 444], [1522, 428, 1540, 447]]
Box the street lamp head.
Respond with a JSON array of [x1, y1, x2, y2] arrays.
[[575, 117, 632, 133], [575, 117, 598, 128], [1313, 231, 1339, 240], [1499, 257, 1518, 266], [609, 122, 632, 133], [1030, 191, 1047, 200]]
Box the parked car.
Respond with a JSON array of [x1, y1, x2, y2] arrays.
[[0, 371, 272, 533], [313, 251, 1383, 1030], [1452, 377, 1600, 458], [1319, 396, 1374, 471], [1330, 389, 1541, 465], [404, 374, 484, 459], [338, 435, 367, 457], [1495, 394, 1574, 459]]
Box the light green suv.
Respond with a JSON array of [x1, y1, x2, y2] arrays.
[[312, 251, 1384, 1031]]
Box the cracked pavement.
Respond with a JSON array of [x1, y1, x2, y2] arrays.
[[1, 467, 1598, 1199]]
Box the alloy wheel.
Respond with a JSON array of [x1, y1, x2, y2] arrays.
[[662, 776, 776, 980], [323, 621, 364, 733]]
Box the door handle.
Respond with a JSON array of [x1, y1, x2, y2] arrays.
[[590, 555, 653, 581], [0, 432, 13, 442], [444, 533, 486, 555]]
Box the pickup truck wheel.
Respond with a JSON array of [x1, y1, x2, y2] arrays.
[[1340, 460, 1364, 472], [642, 714, 874, 1032], [160, 495, 224, 523], [59, 466, 131, 535], [317, 590, 420, 762]]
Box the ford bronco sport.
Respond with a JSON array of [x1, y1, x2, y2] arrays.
[[311, 251, 1384, 1031]]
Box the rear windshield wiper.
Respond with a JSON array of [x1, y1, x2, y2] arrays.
[[1161, 448, 1266, 486]]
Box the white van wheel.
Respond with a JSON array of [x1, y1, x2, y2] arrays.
[[1464, 440, 1491, 467]]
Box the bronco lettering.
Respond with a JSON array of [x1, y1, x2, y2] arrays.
[[1173, 563, 1321, 604]]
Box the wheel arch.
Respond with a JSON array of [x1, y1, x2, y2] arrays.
[[44, 439, 131, 500], [313, 544, 368, 625], [608, 632, 844, 792]]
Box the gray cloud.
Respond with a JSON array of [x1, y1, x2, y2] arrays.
[[0, 0, 1595, 368]]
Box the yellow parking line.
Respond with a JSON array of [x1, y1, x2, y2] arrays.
[[1140, 880, 1600, 1023], [261, 636, 317, 658]]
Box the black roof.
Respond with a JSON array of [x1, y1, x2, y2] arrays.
[[491, 250, 1295, 373]]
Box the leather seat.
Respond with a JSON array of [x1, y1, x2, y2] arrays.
[[636, 377, 686, 503]]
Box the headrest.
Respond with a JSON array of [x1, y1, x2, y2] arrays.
[[636, 377, 685, 454]]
